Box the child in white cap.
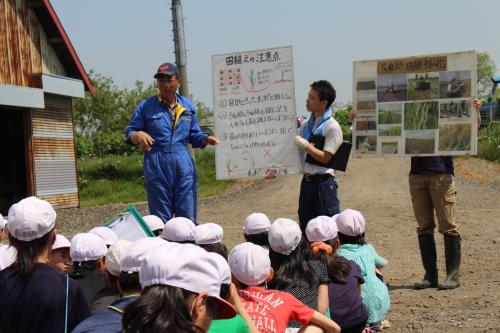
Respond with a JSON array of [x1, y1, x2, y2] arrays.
[[0, 197, 90, 332], [243, 212, 271, 249], [0, 244, 16, 271], [142, 214, 164, 236], [122, 242, 237, 332], [267, 218, 330, 330], [161, 216, 196, 243], [195, 222, 228, 258], [208, 252, 260, 333], [336, 209, 390, 332], [89, 226, 118, 248], [48, 234, 72, 273], [306, 215, 368, 333], [90, 239, 134, 313], [0, 213, 5, 244], [229, 242, 341, 333], [72, 239, 142, 333], [70, 232, 108, 311]]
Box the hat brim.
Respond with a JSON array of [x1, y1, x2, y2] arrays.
[[154, 72, 178, 78], [211, 295, 237, 319]]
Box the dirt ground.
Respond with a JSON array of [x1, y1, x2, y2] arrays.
[[30, 156, 500, 332]]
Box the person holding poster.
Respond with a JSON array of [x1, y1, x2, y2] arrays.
[[125, 63, 219, 224], [412, 98, 482, 291], [294, 80, 343, 231]]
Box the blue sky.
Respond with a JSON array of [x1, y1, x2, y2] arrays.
[[52, 0, 500, 112]]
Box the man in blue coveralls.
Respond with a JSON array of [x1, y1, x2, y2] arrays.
[[126, 63, 219, 224]]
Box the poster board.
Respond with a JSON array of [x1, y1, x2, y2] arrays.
[[352, 50, 477, 156], [212, 46, 301, 179], [106, 205, 155, 241]]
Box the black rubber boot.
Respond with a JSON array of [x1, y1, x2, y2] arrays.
[[438, 234, 461, 290], [413, 234, 438, 289]]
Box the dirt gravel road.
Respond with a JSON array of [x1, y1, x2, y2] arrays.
[[51, 156, 500, 332]]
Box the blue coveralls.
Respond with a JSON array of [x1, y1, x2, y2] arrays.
[[125, 95, 207, 223]]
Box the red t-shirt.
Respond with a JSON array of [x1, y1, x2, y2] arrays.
[[238, 287, 315, 333]]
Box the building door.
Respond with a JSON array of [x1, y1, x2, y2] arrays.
[[0, 109, 29, 215]]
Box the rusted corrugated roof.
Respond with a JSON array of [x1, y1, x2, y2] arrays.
[[30, 0, 95, 96]]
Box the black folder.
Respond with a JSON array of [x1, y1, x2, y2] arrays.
[[305, 135, 352, 171]]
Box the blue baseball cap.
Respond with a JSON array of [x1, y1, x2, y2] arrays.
[[154, 62, 179, 78]]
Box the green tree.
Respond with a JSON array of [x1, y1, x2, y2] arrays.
[[194, 100, 214, 125], [477, 52, 497, 99], [333, 102, 352, 141], [73, 71, 215, 157]]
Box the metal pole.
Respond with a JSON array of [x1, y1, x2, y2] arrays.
[[171, 0, 189, 98], [171, 0, 194, 159]]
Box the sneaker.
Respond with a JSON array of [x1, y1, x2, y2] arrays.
[[369, 322, 383, 331]]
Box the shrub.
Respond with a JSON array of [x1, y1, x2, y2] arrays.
[[478, 123, 500, 162]]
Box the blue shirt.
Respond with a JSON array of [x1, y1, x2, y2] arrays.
[[71, 295, 139, 333]]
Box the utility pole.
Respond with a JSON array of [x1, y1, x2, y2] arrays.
[[171, 0, 189, 98], [171, 0, 194, 158]]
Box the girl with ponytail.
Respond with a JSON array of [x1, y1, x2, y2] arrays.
[[306, 216, 369, 333]]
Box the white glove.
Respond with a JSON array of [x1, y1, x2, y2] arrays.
[[294, 136, 309, 149]]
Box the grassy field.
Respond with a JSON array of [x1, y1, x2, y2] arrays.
[[77, 150, 231, 207], [404, 102, 439, 130]]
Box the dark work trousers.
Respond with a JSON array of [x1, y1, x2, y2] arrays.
[[298, 174, 340, 231]]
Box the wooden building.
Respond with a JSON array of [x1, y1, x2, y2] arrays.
[[0, 0, 95, 214]]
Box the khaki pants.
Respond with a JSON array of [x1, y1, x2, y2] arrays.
[[409, 174, 459, 236]]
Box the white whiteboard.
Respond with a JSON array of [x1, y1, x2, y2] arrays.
[[352, 50, 478, 157], [212, 46, 301, 179]]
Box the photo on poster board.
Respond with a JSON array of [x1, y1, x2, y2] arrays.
[[212, 46, 301, 179], [407, 72, 439, 100], [439, 70, 471, 99], [353, 50, 477, 156], [438, 123, 472, 151], [440, 100, 471, 120]]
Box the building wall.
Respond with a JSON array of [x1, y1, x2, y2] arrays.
[[31, 94, 78, 208], [0, 0, 65, 87]]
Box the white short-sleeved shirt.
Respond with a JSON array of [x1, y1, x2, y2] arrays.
[[299, 116, 343, 176]]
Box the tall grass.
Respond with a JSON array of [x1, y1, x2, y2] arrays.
[[378, 111, 401, 124], [438, 124, 471, 151], [77, 150, 231, 207], [404, 102, 438, 130]]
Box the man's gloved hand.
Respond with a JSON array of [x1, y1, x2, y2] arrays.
[[294, 136, 309, 149]]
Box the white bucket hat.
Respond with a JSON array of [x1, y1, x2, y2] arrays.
[[105, 239, 133, 277], [243, 212, 271, 235], [195, 223, 223, 245], [268, 218, 302, 255], [143, 215, 164, 232], [70, 233, 107, 262], [89, 226, 118, 247], [0, 246, 17, 270], [52, 234, 71, 251], [139, 243, 237, 319], [336, 209, 366, 236], [7, 197, 56, 241], [120, 237, 167, 273], [228, 242, 270, 286], [207, 252, 231, 284], [305, 215, 339, 242], [161, 217, 196, 242]]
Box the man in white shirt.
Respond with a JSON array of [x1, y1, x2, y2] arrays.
[[294, 80, 343, 231]]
